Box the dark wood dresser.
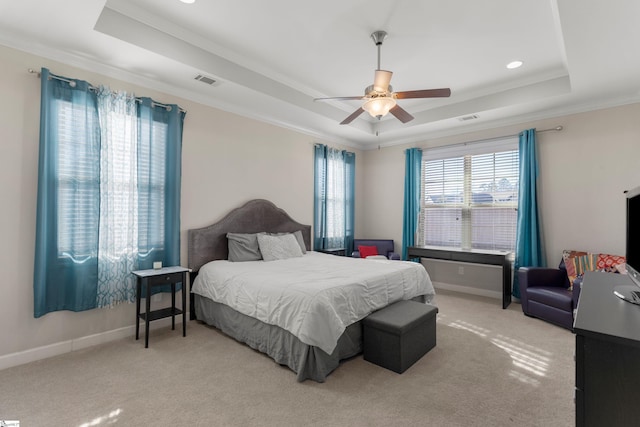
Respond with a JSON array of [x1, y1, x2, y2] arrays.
[[574, 271, 640, 426]]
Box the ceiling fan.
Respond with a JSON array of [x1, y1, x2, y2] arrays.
[[314, 30, 451, 125]]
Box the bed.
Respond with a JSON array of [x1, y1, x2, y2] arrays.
[[188, 199, 435, 382]]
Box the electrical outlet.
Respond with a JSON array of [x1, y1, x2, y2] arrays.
[[458, 266, 464, 275]]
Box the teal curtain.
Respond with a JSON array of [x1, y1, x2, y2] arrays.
[[313, 144, 355, 254], [513, 129, 545, 298], [34, 68, 101, 317], [137, 98, 185, 294], [137, 98, 184, 270], [33, 69, 185, 317], [344, 151, 355, 255], [402, 148, 422, 260], [313, 144, 327, 251]]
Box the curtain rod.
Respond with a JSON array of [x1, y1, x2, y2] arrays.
[[28, 68, 186, 114], [415, 125, 563, 153], [464, 125, 564, 144], [537, 126, 564, 133]]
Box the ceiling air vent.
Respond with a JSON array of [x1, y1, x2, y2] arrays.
[[458, 114, 479, 122], [194, 74, 216, 85]]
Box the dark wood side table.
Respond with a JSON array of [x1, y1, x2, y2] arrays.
[[132, 266, 190, 348], [318, 248, 346, 256]]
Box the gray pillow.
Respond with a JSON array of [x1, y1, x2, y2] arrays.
[[292, 230, 307, 254], [226, 233, 262, 262], [257, 233, 303, 261]]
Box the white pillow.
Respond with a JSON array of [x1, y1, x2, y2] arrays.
[[257, 233, 303, 261], [263, 230, 307, 254]]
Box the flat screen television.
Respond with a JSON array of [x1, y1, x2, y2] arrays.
[[614, 186, 640, 304]]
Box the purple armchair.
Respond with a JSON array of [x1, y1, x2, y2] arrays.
[[518, 258, 582, 331], [352, 239, 400, 260]]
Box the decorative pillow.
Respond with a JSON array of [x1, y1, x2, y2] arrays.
[[358, 245, 379, 258], [226, 233, 262, 262], [257, 233, 303, 261], [597, 253, 626, 273], [571, 253, 597, 285], [263, 231, 307, 254], [562, 250, 587, 289]]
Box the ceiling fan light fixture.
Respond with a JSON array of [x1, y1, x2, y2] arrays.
[[314, 30, 451, 125], [362, 96, 396, 118]]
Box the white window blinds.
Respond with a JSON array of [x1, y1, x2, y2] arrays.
[[419, 138, 519, 251], [56, 99, 169, 260], [137, 119, 167, 254], [57, 98, 100, 260]]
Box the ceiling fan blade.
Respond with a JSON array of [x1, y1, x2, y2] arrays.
[[314, 96, 364, 102], [373, 70, 393, 92], [389, 105, 414, 123], [340, 107, 365, 125], [394, 88, 451, 99]]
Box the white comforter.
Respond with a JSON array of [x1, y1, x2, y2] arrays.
[[191, 251, 435, 354]]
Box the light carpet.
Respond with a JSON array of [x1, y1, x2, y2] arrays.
[[0, 289, 574, 426]]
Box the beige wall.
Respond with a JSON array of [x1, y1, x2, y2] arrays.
[[2, 38, 640, 363], [0, 44, 362, 360], [362, 104, 640, 296]]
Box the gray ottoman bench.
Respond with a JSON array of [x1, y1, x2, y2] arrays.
[[363, 300, 438, 373]]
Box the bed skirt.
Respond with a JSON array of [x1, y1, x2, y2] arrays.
[[194, 294, 363, 382]]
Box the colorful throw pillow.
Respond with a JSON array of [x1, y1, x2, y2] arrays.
[[573, 253, 597, 278], [562, 250, 587, 289], [358, 245, 379, 258], [596, 253, 626, 273]]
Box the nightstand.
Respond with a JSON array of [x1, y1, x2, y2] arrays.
[[132, 266, 190, 348]]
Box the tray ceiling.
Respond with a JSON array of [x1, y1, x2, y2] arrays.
[[1, 0, 639, 149]]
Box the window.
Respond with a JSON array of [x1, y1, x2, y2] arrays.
[[313, 144, 355, 253], [34, 68, 185, 317], [419, 138, 519, 251], [325, 152, 346, 242], [137, 119, 168, 255], [56, 98, 100, 260]]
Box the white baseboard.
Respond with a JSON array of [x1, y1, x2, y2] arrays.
[[433, 281, 502, 300], [0, 317, 183, 371]]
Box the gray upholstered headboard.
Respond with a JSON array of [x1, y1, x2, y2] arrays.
[[187, 199, 312, 272]]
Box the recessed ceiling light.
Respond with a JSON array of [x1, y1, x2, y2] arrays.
[[179, 0, 195, 4], [506, 60, 523, 69]]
